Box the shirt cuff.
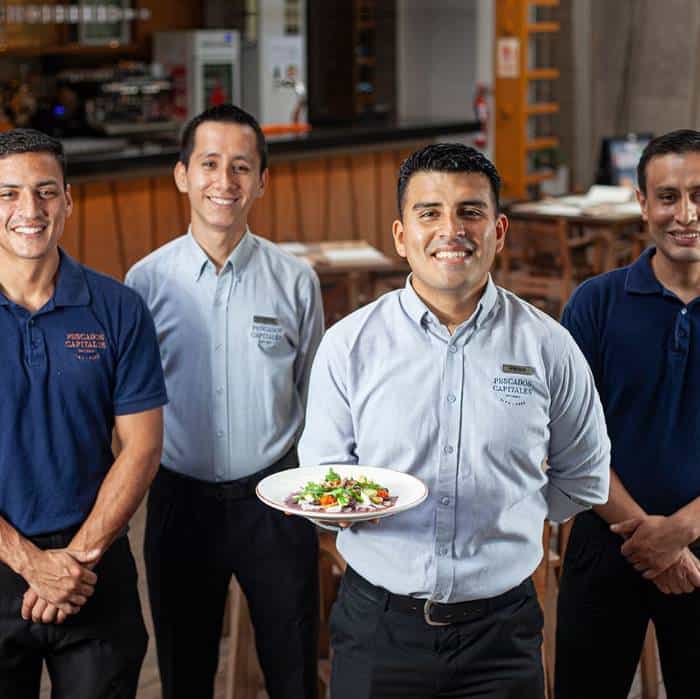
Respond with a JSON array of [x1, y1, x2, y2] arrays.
[[545, 482, 592, 522]]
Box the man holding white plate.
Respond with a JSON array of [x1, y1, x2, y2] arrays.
[[298, 143, 611, 698]]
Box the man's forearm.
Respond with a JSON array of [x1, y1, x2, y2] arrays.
[[0, 515, 39, 578], [594, 468, 646, 524], [69, 442, 160, 557], [668, 497, 700, 549]]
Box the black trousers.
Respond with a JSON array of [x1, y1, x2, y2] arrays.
[[145, 464, 319, 699], [555, 510, 700, 699], [0, 530, 147, 699], [330, 567, 545, 699]]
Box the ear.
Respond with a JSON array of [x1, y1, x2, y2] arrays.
[[494, 212, 509, 254], [257, 168, 269, 199], [174, 162, 189, 194], [64, 183, 73, 220], [392, 219, 407, 258], [636, 188, 648, 222]]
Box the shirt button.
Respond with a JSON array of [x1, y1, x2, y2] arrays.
[[216, 387, 224, 395], [679, 328, 688, 338], [447, 393, 456, 404], [441, 497, 450, 506], [681, 308, 688, 315], [444, 445, 454, 455], [439, 547, 448, 556], [448, 345, 457, 354], [215, 343, 222, 351], [216, 430, 224, 438]]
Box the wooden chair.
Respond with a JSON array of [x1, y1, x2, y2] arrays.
[[498, 218, 597, 317]]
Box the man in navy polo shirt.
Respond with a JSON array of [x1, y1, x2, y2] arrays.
[[555, 129, 700, 698], [0, 129, 167, 698]]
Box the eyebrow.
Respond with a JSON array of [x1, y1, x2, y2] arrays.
[[197, 152, 252, 161], [0, 180, 59, 188], [412, 198, 489, 210]]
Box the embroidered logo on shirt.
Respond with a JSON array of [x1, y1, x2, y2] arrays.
[[64, 332, 106, 361], [492, 375, 535, 407], [251, 316, 283, 348]]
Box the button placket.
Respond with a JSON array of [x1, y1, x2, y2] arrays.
[[212, 268, 233, 481], [433, 339, 463, 601]]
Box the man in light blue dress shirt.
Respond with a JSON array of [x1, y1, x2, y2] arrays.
[[298, 143, 610, 698], [126, 105, 324, 699]]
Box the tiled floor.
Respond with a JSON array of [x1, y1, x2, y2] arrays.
[[37, 501, 665, 698]]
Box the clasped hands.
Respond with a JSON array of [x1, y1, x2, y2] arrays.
[[20, 546, 101, 625], [611, 515, 700, 595]]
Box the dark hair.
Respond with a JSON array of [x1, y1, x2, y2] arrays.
[[0, 128, 67, 185], [397, 143, 501, 218], [179, 103, 268, 173], [637, 129, 700, 195]]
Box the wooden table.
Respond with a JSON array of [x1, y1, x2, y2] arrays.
[[505, 200, 644, 275], [279, 240, 409, 326]]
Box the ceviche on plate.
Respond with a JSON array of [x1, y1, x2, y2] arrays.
[[256, 465, 429, 523], [285, 468, 398, 513]]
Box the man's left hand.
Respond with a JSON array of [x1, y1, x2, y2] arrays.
[[22, 588, 69, 624], [612, 515, 687, 577]]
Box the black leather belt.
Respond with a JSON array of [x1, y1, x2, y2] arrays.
[[159, 448, 298, 501], [345, 566, 533, 626]]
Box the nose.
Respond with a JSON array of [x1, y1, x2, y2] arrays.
[[217, 167, 238, 190], [16, 189, 42, 218], [443, 214, 465, 238], [676, 194, 699, 226]]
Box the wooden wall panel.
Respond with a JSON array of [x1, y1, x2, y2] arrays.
[[377, 150, 399, 257], [295, 159, 328, 242], [152, 176, 186, 248], [81, 182, 123, 280], [325, 157, 356, 241], [271, 161, 301, 241], [115, 180, 154, 273], [61, 183, 82, 260], [350, 153, 380, 249], [248, 178, 275, 239]]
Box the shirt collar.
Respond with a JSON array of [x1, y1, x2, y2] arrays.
[[624, 246, 664, 295], [399, 274, 499, 331], [185, 227, 256, 281], [0, 248, 90, 308]]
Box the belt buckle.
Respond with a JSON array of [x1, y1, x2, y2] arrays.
[[423, 599, 451, 627]]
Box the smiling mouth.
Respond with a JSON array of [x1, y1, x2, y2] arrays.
[[432, 249, 474, 261], [12, 225, 46, 237], [669, 231, 700, 242], [207, 195, 238, 207]]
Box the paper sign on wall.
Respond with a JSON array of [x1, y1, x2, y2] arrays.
[[497, 38, 520, 78]]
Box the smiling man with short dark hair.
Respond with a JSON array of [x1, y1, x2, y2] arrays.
[[556, 128, 700, 699], [299, 142, 610, 699], [0, 128, 167, 698], [126, 104, 323, 699]]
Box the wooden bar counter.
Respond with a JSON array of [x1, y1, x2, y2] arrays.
[[60, 119, 478, 281]]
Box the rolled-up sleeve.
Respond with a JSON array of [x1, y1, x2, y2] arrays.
[[545, 338, 610, 521], [298, 329, 357, 468]]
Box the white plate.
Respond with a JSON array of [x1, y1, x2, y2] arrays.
[[256, 465, 429, 522]]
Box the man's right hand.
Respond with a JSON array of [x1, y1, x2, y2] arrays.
[[19, 547, 100, 617], [652, 547, 700, 595]]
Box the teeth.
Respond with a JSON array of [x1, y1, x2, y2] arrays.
[[672, 232, 699, 239], [435, 250, 468, 259], [209, 196, 235, 205], [14, 226, 44, 235]]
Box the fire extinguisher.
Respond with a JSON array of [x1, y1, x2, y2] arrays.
[[473, 83, 489, 150]]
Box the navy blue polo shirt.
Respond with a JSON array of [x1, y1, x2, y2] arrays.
[[562, 247, 700, 516], [0, 250, 167, 536]]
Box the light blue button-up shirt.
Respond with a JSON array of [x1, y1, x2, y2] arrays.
[[126, 230, 324, 481], [298, 277, 610, 602]]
